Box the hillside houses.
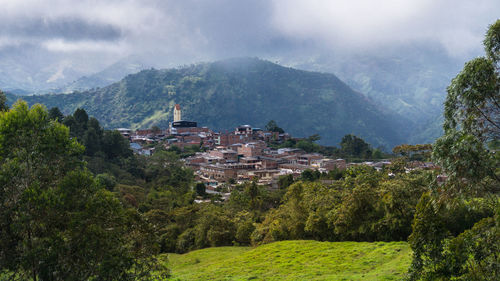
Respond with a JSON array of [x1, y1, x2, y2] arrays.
[[118, 104, 440, 191], [118, 118, 346, 189]]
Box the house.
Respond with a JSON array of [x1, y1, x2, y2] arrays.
[[246, 169, 281, 180], [117, 128, 132, 138], [237, 141, 266, 157], [310, 158, 347, 171], [199, 164, 238, 182], [235, 125, 252, 135], [215, 132, 253, 146], [209, 149, 238, 162], [297, 153, 323, 166], [277, 148, 304, 155]]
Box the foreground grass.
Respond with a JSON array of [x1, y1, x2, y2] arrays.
[[164, 240, 411, 281]]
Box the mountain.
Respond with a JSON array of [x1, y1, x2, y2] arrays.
[[54, 55, 156, 93], [278, 44, 463, 142], [282, 44, 461, 121], [55, 61, 147, 94], [21, 57, 408, 147], [0, 45, 113, 94]]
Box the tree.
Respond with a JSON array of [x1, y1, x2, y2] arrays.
[[195, 182, 207, 197], [0, 101, 163, 280], [0, 90, 8, 112], [102, 130, 133, 160], [307, 134, 321, 142], [194, 205, 235, 248], [436, 209, 500, 280], [151, 125, 161, 134], [434, 19, 500, 189], [265, 120, 284, 133], [73, 107, 89, 125], [82, 117, 103, 156], [340, 134, 372, 159], [278, 174, 294, 189], [407, 20, 500, 281], [48, 106, 64, 122], [392, 144, 432, 161], [0, 101, 83, 279]]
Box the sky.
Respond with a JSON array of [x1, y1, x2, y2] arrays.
[[1, 0, 499, 74]]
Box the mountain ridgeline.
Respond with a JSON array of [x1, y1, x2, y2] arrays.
[[21, 58, 407, 147]]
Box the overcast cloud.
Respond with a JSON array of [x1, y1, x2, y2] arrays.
[[0, 0, 499, 71]]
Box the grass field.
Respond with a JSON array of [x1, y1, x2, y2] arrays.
[[164, 240, 412, 281]]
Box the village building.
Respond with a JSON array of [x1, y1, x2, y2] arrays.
[[119, 107, 368, 189], [209, 148, 238, 162], [174, 104, 181, 122], [310, 158, 347, 171], [117, 128, 132, 139]]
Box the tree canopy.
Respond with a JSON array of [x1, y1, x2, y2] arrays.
[[408, 20, 500, 281], [0, 101, 164, 280], [265, 120, 284, 133], [434, 19, 500, 189]]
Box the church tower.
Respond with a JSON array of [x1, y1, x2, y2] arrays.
[[174, 104, 181, 122]]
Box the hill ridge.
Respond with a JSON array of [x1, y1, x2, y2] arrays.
[[19, 57, 406, 147]]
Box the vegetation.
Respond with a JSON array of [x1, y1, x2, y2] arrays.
[[20, 58, 405, 148], [251, 168, 430, 245], [166, 240, 412, 281], [0, 101, 166, 280], [0, 20, 498, 281], [267, 129, 388, 160], [0, 94, 474, 280], [406, 20, 500, 281], [265, 120, 284, 133]]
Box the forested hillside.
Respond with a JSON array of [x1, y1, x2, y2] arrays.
[[21, 58, 406, 148]]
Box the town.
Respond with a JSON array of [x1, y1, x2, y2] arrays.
[[117, 104, 436, 198]]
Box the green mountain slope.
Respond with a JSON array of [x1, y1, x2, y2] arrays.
[[165, 240, 411, 280], [21, 57, 406, 147]]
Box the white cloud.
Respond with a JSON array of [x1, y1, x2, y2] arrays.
[[270, 0, 499, 57], [42, 39, 127, 53], [0, 0, 498, 72]]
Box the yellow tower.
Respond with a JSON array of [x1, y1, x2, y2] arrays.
[[174, 104, 181, 122]]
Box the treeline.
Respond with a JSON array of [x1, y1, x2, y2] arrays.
[[0, 100, 169, 280], [269, 131, 388, 160], [402, 20, 500, 281], [110, 162, 436, 254]]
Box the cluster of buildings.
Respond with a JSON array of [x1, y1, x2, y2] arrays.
[[117, 104, 440, 193], [117, 104, 347, 189], [186, 145, 347, 189]]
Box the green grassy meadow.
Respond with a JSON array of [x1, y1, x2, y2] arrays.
[[164, 240, 411, 281]]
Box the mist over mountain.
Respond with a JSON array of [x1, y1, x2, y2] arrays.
[[27, 43, 459, 143], [2, 1, 498, 146], [55, 56, 150, 93], [278, 44, 465, 142], [20, 57, 409, 148]]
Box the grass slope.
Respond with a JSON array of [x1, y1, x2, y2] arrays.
[[165, 240, 411, 281]]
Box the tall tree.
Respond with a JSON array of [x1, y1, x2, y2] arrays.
[[434, 19, 500, 189], [265, 120, 284, 133], [0, 90, 8, 112], [340, 134, 372, 158], [48, 106, 64, 122], [408, 20, 500, 281], [0, 101, 163, 280]]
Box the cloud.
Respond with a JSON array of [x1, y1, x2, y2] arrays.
[[270, 0, 500, 57], [0, 17, 122, 41], [42, 39, 126, 53], [0, 0, 498, 73]]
